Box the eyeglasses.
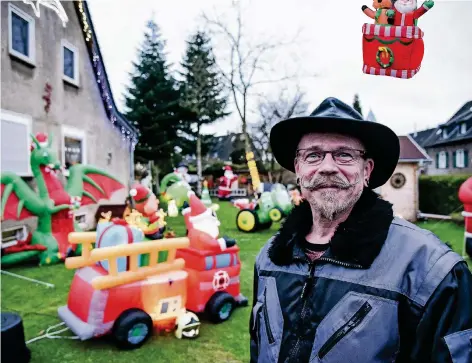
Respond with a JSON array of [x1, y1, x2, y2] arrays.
[[295, 148, 367, 166]]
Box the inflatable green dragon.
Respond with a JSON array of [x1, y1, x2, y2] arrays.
[[1, 133, 125, 266]]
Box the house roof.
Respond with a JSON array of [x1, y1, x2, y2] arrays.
[[398, 135, 431, 162], [207, 133, 262, 161], [74, 1, 139, 143], [409, 127, 436, 148], [408, 101, 472, 148]]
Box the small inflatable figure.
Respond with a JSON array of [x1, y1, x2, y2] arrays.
[[129, 183, 166, 239], [218, 166, 238, 200], [362, 0, 395, 25]]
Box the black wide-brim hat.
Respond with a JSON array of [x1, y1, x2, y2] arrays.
[[270, 97, 400, 189]]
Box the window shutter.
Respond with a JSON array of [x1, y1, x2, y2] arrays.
[[453, 150, 457, 168], [465, 149, 469, 167], [445, 152, 449, 168], [436, 152, 439, 168]]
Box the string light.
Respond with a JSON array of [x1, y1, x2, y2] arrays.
[[74, 0, 137, 150]]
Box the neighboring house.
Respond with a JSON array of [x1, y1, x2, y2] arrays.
[[376, 135, 432, 221], [1, 0, 138, 232], [204, 132, 263, 164], [410, 101, 472, 175]]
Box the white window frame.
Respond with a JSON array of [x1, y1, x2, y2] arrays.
[[456, 149, 465, 168], [8, 3, 36, 66], [438, 151, 447, 169], [1, 109, 32, 176], [61, 40, 79, 86], [461, 123, 467, 135], [62, 125, 87, 168]]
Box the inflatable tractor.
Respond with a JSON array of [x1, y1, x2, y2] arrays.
[[270, 183, 293, 217], [234, 192, 283, 233]]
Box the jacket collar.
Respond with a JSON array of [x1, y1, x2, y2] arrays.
[[268, 189, 394, 268]]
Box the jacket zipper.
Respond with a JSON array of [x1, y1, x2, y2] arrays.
[[317, 301, 372, 359], [287, 261, 316, 362], [263, 287, 275, 344], [287, 256, 364, 362]]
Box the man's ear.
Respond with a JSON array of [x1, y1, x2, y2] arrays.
[[365, 158, 374, 180]]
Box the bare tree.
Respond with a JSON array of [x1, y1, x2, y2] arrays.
[[251, 87, 308, 182], [201, 1, 309, 154]]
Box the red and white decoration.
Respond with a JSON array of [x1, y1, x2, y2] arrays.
[[218, 166, 238, 199], [184, 192, 229, 252]]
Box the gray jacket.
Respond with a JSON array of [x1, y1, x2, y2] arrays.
[[249, 190, 472, 362]]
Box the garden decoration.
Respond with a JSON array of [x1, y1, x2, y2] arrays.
[[167, 199, 179, 217], [58, 230, 200, 349], [270, 183, 294, 217], [0, 133, 125, 266], [362, 0, 395, 26], [218, 166, 239, 200], [458, 177, 472, 259], [129, 183, 167, 239], [179, 192, 248, 322], [288, 186, 303, 206], [362, 0, 434, 79], [201, 180, 213, 207], [159, 169, 192, 210], [232, 151, 284, 232]]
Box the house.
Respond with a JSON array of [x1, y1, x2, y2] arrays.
[[1, 0, 139, 233], [410, 101, 472, 175], [376, 135, 432, 221]]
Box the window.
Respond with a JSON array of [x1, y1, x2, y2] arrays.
[[62, 40, 79, 86], [437, 151, 448, 169], [461, 123, 467, 134], [454, 149, 468, 168], [62, 126, 86, 170], [1, 109, 32, 176], [8, 4, 35, 65]]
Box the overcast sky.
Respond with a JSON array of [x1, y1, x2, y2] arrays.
[[87, 0, 472, 137]]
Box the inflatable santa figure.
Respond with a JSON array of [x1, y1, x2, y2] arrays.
[[392, 0, 434, 26], [129, 183, 164, 239], [218, 166, 238, 200], [184, 192, 236, 252]]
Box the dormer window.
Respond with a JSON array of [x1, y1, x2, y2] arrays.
[[461, 123, 467, 134]]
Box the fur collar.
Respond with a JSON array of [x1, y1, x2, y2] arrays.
[[268, 189, 394, 268]]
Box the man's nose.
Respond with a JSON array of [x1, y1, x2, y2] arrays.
[[317, 153, 339, 174]]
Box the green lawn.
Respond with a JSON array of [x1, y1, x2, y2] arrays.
[[1, 202, 470, 363]]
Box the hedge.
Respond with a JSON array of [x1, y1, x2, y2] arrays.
[[419, 174, 472, 215]]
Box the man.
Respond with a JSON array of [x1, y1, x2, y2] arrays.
[[392, 0, 434, 26], [249, 97, 472, 363]]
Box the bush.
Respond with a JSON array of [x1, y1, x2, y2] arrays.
[[450, 212, 465, 226], [419, 174, 472, 215]]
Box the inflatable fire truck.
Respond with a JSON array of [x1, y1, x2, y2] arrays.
[[58, 220, 201, 349]]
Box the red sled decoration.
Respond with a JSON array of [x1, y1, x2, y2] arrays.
[[362, 24, 424, 79]]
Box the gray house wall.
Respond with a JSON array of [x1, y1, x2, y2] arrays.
[[1, 1, 131, 186], [424, 142, 472, 175], [1, 1, 131, 231]]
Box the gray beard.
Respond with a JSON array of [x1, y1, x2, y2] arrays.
[[311, 187, 363, 221], [394, 2, 417, 14]]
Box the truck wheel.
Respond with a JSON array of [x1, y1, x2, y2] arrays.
[[268, 207, 283, 222], [236, 209, 258, 233], [258, 221, 272, 230], [112, 309, 153, 350], [205, 292, 236, 323]]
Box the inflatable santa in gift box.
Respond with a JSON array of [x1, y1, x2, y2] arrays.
[[218, 166, 238, 200], [361, 0, 434, 79], [177, 191, 248, 323], [129, 183, 165, 239]]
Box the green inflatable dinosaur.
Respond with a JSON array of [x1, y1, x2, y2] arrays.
[[1, 133, 125, 266]]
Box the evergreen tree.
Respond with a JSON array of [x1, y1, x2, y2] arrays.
[[124, 19, 188, 174], [353, 93, 363, 116], [179, 30, 229, 193]]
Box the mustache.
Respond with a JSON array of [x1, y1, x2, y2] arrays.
[[300, 174, 360, 190]]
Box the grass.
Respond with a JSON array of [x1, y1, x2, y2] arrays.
[[1, 201, 470, 363]]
